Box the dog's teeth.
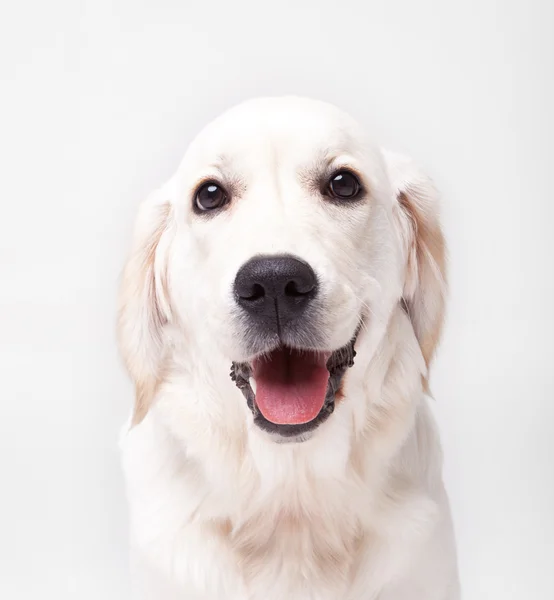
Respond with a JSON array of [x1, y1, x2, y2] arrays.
[[249, 377, 257, 393]]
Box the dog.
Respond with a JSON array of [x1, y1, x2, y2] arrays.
[[118, 97, 460, 599]]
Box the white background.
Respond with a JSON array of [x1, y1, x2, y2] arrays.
[[1, 0, 553, 598]]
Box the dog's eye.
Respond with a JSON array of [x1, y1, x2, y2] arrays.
[[327, 171, 361, 200], [195, 182, 228, 211]]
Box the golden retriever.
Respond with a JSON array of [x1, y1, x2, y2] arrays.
[[118, 97, 459, 599]]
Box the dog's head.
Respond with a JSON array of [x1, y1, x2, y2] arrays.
[[118, 97, 446, 442]]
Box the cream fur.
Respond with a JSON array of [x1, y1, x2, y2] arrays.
[[118, 97, 459, 599]]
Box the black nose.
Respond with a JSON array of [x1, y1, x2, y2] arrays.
[[234, 255, 318, 331]]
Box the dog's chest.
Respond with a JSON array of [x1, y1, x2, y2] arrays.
[[223, 475, 368, 599], [124, 408, 444, 600]]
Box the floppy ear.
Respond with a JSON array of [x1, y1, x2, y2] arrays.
[[384, 151, 447, 375], [117, 191, 173, 425]]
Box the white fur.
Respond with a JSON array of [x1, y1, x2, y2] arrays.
[[118, 97, 459, 599]]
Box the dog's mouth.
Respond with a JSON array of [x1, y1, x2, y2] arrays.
[[230, 332, 358, 440]]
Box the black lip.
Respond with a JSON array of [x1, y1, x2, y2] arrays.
[[230, 332, 358, 439]]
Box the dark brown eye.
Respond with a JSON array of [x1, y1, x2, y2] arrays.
[[327, 171, 361, 200], [195, 182, 228, 211]]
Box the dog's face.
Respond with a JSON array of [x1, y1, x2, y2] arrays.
[[118, 98, 446, 442]]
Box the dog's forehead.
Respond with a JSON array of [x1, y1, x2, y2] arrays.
[[185, 97, 365, 169]]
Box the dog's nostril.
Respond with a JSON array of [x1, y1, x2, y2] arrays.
[[240, 283, 265, 302], [284, 280, 313, 297]]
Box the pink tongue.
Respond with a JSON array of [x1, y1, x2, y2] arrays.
[[252, 348, 330, 425]]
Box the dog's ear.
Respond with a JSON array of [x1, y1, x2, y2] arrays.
[[118, 190, 173, 425], [384, 151, 447, 376]]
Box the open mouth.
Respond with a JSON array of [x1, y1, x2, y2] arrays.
[[230, 332, 358, 440]]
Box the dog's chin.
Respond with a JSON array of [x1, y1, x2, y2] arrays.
[[230, 332, 359, 443]]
